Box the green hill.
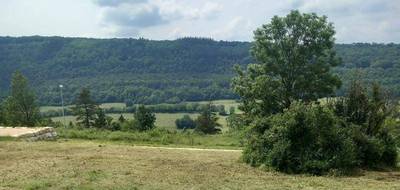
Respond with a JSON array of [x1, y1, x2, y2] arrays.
[[0, 36, 399, 105]]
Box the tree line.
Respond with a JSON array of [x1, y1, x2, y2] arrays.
[[41, 102, 228, 118], [0, 71, 222, 135], [0, 36, 399, 105]]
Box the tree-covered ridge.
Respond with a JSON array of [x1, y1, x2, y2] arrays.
[[0, 36, 399, 105]]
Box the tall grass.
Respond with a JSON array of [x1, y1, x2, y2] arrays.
[[56, 128, 242, 148]]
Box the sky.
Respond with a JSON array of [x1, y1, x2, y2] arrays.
[[0, 0, 399, 43]]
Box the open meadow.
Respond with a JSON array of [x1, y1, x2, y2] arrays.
[[46, 99, 237, 131], [0, 140, 399, 190]]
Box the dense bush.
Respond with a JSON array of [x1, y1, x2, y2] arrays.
[[226, 114, 246, 131], [243, 103, 357, 174], [242, 82, 398, 174], [331, 81, 398, 167], [175, 115, 196, 130]]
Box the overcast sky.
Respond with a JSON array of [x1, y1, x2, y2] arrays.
[[0, 0, 399, 43]]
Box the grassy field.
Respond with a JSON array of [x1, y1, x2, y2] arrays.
[[1, 140, 399, 190], [40, 103, 126, 112], [55, 128, 241, 148], [41, 99, 239, 113], [51, 113, 229, 131], [45, 99, 236, 131]]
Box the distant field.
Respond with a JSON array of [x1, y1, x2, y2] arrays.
[[1, 140, 399, 190], [51, 113, 229, 131], [40, 102, 127, 112], [41, 99, 240, 112], [47, 99, 236, 130]]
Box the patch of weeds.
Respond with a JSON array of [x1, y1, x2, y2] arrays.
[[86, 170, 106, 182], [24, 180, 52, 190]]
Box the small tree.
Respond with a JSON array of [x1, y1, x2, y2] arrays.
[[133, 105, 156, 131], [73, 88, 98, 128], [195, 103, 221, 134], [3, 71, 41, 126], [175, 115, 196, 130], [0, 103, 5, 125], [118, 114, 126, 123], [94, 108, 107, 129]]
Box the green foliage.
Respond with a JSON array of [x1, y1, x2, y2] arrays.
[[195, 104, 221, 134], [226, 114, 246, 131], [118, 114, 126, 123], [237, 11, 398, 175], [332, 81, 398, 167], [0, 37, 250, 105], [175, 115, 196, 130], [242, 103, 357, 175], [229, 106, 235, 115], [2, 71, 41, 126], [252, 10, 340, 104], [0, 37, 399, 106], [94, 108, 107, 129], [72, 88, 98, 128], [0, 103, 5, 125], [132, 105, 156, 131], [233, 10, 341, 117]]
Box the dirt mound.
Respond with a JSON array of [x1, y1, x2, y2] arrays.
[[0, 127, 57, 141]]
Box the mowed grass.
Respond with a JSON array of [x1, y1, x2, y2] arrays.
[[1, 140, 400, 190]]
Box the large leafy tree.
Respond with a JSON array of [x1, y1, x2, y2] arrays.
[[3, 71, 41, 126], [73, 88, 98, 128], [233, 10, 341, 117]]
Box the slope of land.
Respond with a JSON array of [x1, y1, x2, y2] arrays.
[[0, 36, 399, 104]]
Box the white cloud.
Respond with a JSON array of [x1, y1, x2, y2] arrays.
[[0, 0, 399, 43]]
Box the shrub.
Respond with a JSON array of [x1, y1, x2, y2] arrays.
[[175, 115, 196, 130], [332, 81, 398, 167], [226, 114, 246, 131], [243, 103, 358, 175], [131, 105, 156, 131], [195, 104, 221, 134]]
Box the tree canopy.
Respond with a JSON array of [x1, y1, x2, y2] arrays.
[[2, 71, 41, 126], [0, 36, 399, 105], [233, 10, 341, 116], [72, 88, 98, 128]]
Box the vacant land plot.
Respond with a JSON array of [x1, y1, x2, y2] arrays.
[[1, 140, 399, 190]]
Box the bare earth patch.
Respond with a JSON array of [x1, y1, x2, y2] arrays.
[[0, 127, 56, 140], [0, 140, 399, 190]]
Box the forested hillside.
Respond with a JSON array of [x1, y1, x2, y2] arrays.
[[0, 36, 399, 105]]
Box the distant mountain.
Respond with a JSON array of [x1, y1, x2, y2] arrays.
[[0, 36, 399, 105]]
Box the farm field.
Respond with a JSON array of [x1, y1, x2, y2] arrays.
[[1, 140, 399, 190]]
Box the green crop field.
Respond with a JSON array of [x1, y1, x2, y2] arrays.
[[1, 140, 399, 190]]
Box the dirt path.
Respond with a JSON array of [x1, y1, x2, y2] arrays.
[[131, 145, 242, 152]]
